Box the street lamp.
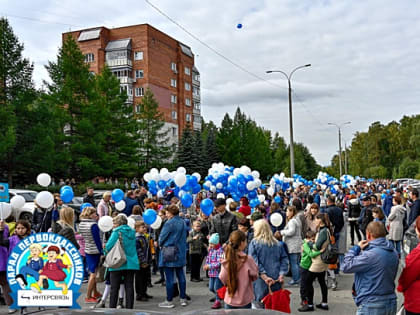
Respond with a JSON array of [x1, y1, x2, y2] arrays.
[[266, 64, 311, 177], [328, 121, 351, 178]]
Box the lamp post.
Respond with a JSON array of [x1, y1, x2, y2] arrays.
[[266, 64, 311, 177], [328, 122, 351, 178]]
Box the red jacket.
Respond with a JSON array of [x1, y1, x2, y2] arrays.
[[398, 243, 420, 313]]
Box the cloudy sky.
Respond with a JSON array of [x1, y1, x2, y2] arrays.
[[2, 0, 420, 166]]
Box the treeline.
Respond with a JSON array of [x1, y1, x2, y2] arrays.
[[327, 115, 420, 179], [177, 108, 321, 179]]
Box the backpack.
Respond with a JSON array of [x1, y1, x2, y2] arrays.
[[320, 230, 339, 264]]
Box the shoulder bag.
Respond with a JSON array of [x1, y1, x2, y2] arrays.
[[103, 232, 126, 269], [161, 222, 184, 263]]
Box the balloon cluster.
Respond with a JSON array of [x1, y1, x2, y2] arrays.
[[111, 188, 126, 211], [340, 175, 357, 189], [268, 172, 290, 196], [202, 163, 263, 209]]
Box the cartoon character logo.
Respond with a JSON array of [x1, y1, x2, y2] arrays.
[[7, 233, 83, 309]]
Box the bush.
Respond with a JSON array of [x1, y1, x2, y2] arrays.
[[18, 182, 127, 196]]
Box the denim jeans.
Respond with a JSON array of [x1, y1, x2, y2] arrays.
[[164, 267, 186, 301], [225, 303, 252, 309], [289, 253, 301, 282], [389, 240, 401, 255], [356, 298, 397, 315], [209, 277, 223, 301]]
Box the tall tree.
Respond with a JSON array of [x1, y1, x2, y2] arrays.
[[177, 125, 195, 172], [202, 120, 219, 171]]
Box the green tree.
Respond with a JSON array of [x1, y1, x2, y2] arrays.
[[202, 120, 219, 172], [177, 125, 195, 172]]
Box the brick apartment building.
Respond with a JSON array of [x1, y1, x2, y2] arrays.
[[63, 24, 202, 148]]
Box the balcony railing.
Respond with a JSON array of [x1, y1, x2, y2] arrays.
[[193, 93, 200, 102], [193, 121, 202, 130], [106, 58, 133, 68], [119, 77, 134, 84], [193, 107, 201, 115], [126, 95, 133, 103], [192, 78, 200, 86]]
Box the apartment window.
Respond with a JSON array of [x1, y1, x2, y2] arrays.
[[135, 70, 144, 79], [171, 62, 177, 72], [193, 86, 199, 96], [194, 102, 201, 110], [134, 51, 143, 60], [135, 87, 144, 97], [185, 98, 191, 106], [171, 94, 177, 103], [170, 79, 177, 87], [185, 82, 191, 91], [128, 88, 133, 96], [184, 67, 191, 75], [186, 113, 191, 122], [172, 127, 177, 137], [172, 111, 177, 120], [85, 53, 94, 63], [194, 115, 201, 123], [135, 105, 141, 113], [194, 73, 200, 81]]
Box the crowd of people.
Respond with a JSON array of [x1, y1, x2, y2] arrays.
[[1, 179, 420, 314]]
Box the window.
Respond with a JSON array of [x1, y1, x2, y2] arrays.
[[193, 86, 199, 96], [172, 127, 177, 137], [185, 98, 191, 106], [170, 79, 177, 87], [84, 53, 94, 62], [172, 111, 177, 120], [194, 102, 201, 110], [134, 51, 143, 60], [135, 105, 141, 113], [171, 62, 177, 72], [185, 82, 191, 91], [194, 73, 200, 81], [184, 67, 191, 75], [194, 115, 201, 123], [171, 94, 177, 103], [186, 113, 191, 122], [135, 87, 144, 97], [135, 70, 144, 79], [128, 88, 133, 96]]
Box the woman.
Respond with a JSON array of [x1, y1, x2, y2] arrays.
[[248, 220, 289, 308], [219, 230, 258, 309], [97, 191, 113, 218], [387, 196, 406, 255], [280, 206, 302, 285], [105, 215, 139, 309], [52, 207, 79, 248], [32, 202, 53, 233], [347, 194, 362, 246], [238, 197, 251, 217], [79, 207, 102, 303], [299, 213, 330, 312], [158, 204, 188, 309], [398, 216, 420, 315], [305, 203, 319, 233]]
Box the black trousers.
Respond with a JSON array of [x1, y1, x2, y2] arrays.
[[299, 267, 310, 302], [110, 270, 135, 309], [349, 221, 362, 244], [135, 267, 148, 297], [305, 271, 328, 305], [190, 253, 202, 280]]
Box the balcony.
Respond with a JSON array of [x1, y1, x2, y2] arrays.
[[106, 58, 132, 68], [126, 95, 133, 103], [192, 77, 200, 86], [119, 77, 134, 84], [193, 93, 200, 102], [193, 121, 202, 131], [193, 107, 201, 115]]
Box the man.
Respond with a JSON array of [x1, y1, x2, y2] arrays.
[[83, 187, 96, 206], [325, 195, 344, 239], [408, 189, 420, 227], [123, 190, 139, 216], [209, 198, 238, 244], [312, 189, 321, 207], [341, 222, 398, 315], [382, 190, 393, 217], [358, 195, 374, 239]]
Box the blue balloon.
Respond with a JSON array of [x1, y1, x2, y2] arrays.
[[143, 209, 157, 225], [61, 189, 74, 203], [181, 193, 193, 208], [200, 199, 214, 216], [60, 185, 73, 194], [246, 175, 253, 182], [381, 193, 386, 199], [237, 174, 246, 184], [148, 180, 157, 189], [274, 196, 281, 203], [231, 194, 241, 202], [229, 177, 238, 188], [80, 202, 92, 211], [158, 180, 166, 190], [149, 187, 157, 196], [248, 190, 257, 199], [250, 198, 260, 208], [192, 184, 201, 194], [237, 23, 242, 29], [112, 189, 124, 203], [260, 184, 266, 190]]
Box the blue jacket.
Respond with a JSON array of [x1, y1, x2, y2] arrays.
[[341, 237, 398, 306], [408, 199, 420, 227], [313, 193, 321, 206], [123, 197, 139, 216], [105, 224, 139, 271], [325, 205, 344, 236], [248, 239, 289, 301], [158, 215, 187, 268], [382, 195, 393, 217]]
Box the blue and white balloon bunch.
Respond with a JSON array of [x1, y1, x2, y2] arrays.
[[340, 174, 357, 188]]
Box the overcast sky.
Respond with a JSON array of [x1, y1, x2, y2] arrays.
[[2, 0, 420, 166]]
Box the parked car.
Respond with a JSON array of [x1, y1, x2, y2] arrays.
[[8, 189, 37, 221]]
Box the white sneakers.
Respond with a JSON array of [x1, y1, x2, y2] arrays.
[[180, 298, 188, 307], [158, 299, 188, 308]]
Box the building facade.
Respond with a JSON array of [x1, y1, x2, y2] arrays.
[[63, 24, 202, 147]]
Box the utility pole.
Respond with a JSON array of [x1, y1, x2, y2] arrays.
[[328, 122, 351, 178]]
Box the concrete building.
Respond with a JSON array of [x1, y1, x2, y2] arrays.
[[63, 24, 202, 147]]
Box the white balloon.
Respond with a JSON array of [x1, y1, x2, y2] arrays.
[[162, 172, 171, 181], [192, 172, 201, 182], [151, 215, 162, 229], [246, 181, 254, 191], [152, 173, 160, 182], [204, 180, 212, 188], [0, 203, 12, 220], [258, 194, 266, 203], [267, 187, 275, 197], [37, 173, 51, 187], [160, 168, 169, 175], [210, 185, 216, 193], [127, 217, 135, 229], [157, 190, 164, 198], [233, 168, 240, 176], [150, 168, 159, 175], [98, 216, 113, 232], [115, 200, 126, 211], [143, 172, 151, 182], [10, 195, 25, 210], [251, 170, 260, 179], [270, 212, 283, 227], [177, 167, 187, 174], [35, 191, 54, 208], [216, 183, 223, 189], [174, 173, 187, 187], [217, 193, 225, 199], [255, 179, 262, 188], [226, 198, 234, 206], [178, 190, 186, 198]]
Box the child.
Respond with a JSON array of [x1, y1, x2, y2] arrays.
[[203, 233, 224, 309], [187, 220, 206, 282], [299, 230, 321, 307], [372, 207, 386, 225], [135, 221, 153, 301]]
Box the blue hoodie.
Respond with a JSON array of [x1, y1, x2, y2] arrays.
[[341, 237, 398, 306]]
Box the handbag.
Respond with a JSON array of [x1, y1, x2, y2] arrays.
[[320, 230, 339, 264], [103, 232, 126, 269], [96, 265, 106, 283]]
